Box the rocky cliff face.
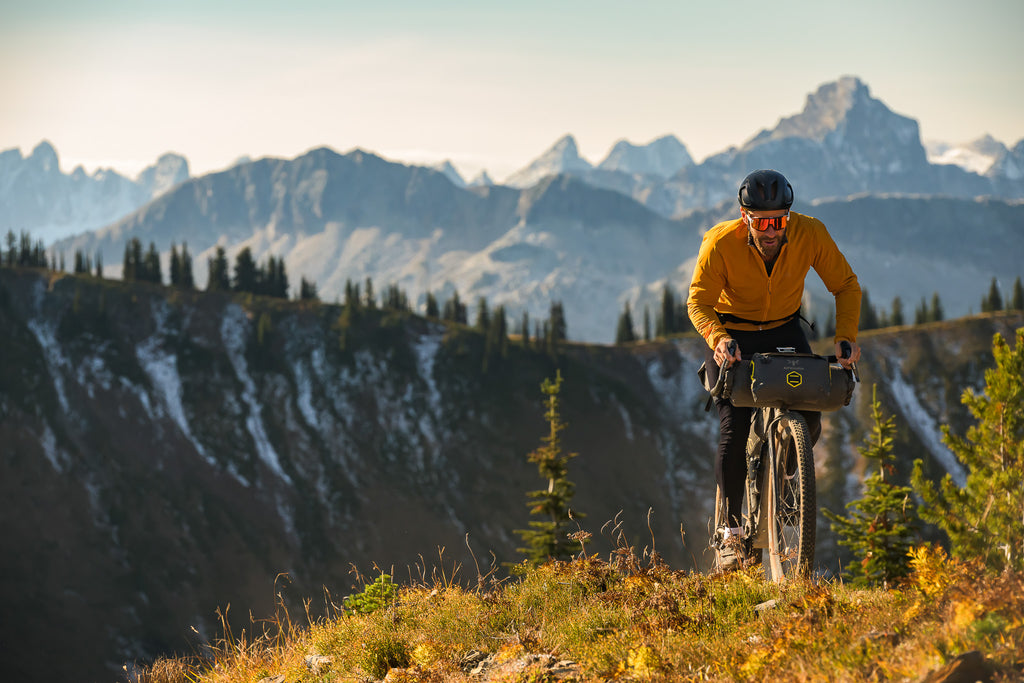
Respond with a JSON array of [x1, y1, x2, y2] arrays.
[[1, 266, 1021, 681]]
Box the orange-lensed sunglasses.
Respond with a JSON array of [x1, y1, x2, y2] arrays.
[[744, 211, 789, 232]]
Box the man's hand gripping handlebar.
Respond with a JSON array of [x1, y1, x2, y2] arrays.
[[709, 340, 740, 401], [839, 340, 860, 383]]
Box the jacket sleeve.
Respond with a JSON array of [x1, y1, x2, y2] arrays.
[[687, 234, 728, 350], [812, 223, 861, 343]]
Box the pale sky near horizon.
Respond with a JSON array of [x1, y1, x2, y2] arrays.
[[2, 0, 1022, 181]]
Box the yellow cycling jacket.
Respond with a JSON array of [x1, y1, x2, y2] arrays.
[[687, 211, 861, 351]]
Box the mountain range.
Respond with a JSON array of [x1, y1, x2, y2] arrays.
[[4, 75, 1024, 343], [3, 264, 1021, 681], [0, 141, 189, 243]]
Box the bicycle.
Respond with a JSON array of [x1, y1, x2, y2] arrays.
[[706, 340, 858, 581]]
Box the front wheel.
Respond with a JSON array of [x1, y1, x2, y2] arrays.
[[764, 412, 816, 581]]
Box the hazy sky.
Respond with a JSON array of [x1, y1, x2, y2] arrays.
[[2, 0, 1022, 181]]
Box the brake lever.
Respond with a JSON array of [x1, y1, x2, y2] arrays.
[[840, 340, 860, 383]]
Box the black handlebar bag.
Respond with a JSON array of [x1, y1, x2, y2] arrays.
[[723, 353, 854, 412]]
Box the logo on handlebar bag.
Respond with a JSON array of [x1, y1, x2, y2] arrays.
[[786, 371, 803, 388]]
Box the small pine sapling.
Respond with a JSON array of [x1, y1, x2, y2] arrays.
[[515, 371, 583, 565], [825, 384, 917, 587]]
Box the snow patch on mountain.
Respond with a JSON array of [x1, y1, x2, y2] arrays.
[[926, 135, 1005, 175], [887, 360, 965, 486], [27, 319, 71, 414], [221, 305, 291, 483], [40, 422, 68, 472], [414, 327, 445, 447], [291, 353, 320, 430], [136, 336, 210, 464]]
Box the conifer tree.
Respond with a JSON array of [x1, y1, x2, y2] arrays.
[[914, 297, 929, 325], [3, 230, 14, 266], [515, 371, 580, 566], [520, 311, 530, 348], [890, 296, 904, 327], [273, 257, 289, 298], [94, 252, 102, 279], [483, 305, 508, 373], [1010, 277, 1024, 311], [859, 289, 879, 330], [929, 292, 944, 322], [982, 277, 1002, 313], [233, 247, 258, 293], [207, 246, 231, 291], [657, 285, 675, 337], [912, 328, 1024, 572], [824, 385, 917, 587], [382, 283, 408, 311], [643, 305, 651, 342], [615, 301, 636, 344], [344, 279, 361, 310], [442, 290, 466, 324], [548, 301, 567, 343], [123, 239, 137, 280], [18, 231, 32, 266], [142, 242, 161, 283], [475, 296, 490, 332], [180, 242, 195, 289], [299, 276, 319, 301], [169, 244, 182, 286], [425, 291, 439, 318], [364, 277, 376, 309], [547, 301, 567, 358]]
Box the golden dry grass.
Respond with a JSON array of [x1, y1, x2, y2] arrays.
[[131, 545, 1024, 683]]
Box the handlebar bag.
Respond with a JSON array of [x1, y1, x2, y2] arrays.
[[726, 353, 854, 411]]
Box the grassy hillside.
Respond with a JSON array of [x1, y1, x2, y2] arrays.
[[135, 544, 1023, 683]]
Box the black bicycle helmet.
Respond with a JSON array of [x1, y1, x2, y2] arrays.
[[738, 169, 794, 210]]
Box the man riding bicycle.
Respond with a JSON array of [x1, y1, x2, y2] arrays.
[[686, 169, 862, 571]]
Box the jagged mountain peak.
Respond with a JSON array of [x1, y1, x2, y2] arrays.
[[598, 134, 693, 177], [502, 133, 593, 188], [136, 153, 190, 198], [764, 75, 881, 142], [964, 134, 1008, 157], [468, 169, 494, 187], [548, 133, 580, 153], [430, 160, 466, 187], [29, 139, 61, 173]]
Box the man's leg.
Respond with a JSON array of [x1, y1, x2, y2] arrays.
[[716, 399, 751, 528], [703, 342, 750, 529]]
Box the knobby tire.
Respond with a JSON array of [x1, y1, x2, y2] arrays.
[[765, 411, 815, 581]]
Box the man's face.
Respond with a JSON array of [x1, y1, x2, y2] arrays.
[[742, 208, 788, 262]]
